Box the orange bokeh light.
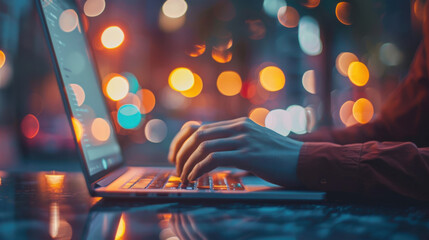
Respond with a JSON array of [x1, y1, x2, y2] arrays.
[[168, 67, 195, 91], [181, 73, 203, 98], [84, 0, 105, 17], [352, 98, 374, 124], [302, 0, 320, 8], [117, 93, 141, 110], [336, 2, 352, 25], [211, 48, 232, 63], [91, 118, 111, 141], [137, 89, 156, 114], [0, 50, 6, 69], [277, 6, 300, 28], [21, 114, 40, 139], [249, 107, 269, 126], [336, 52, 358, 77], [115, 214, 126, 240], [302, 70, 316, 94], [71, 117, 84, 142], [59, 9, 79, 32], [106, 75, 129, 101], [69, 83, 85, 106], [259, 66, 286, 92], [339, 101, 358, 127], [101, 26, 125, 49], [217, 71, 242, 96], [186, 44, 206, 57], [348, 62, 369, 87]]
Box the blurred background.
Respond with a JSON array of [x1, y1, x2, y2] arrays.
[[0, 0, 424, 170]]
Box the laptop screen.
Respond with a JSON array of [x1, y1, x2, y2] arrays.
[[39, 0, 123, 176]]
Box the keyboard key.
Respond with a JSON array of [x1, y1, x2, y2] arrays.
[[197, 176, 211, 189], [226, 176, 245, 190], [131, 178, 152, 189], [212, 173, 227, 190], [148, 171, 171, 189]]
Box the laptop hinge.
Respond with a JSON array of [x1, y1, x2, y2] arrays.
[[94, 167, 128, 188]]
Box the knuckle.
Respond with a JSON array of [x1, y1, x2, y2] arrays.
[[198, 141, 209, 154], [194, 129, 205, 142]]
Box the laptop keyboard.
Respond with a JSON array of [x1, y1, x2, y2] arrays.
[[121, 170, 245, 191]]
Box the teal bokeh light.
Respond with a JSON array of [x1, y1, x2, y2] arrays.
[[117, 104, 142, 129], [122, 72, 140, 94]]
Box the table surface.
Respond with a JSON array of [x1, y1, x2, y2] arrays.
[[0, 171, 429, 240]]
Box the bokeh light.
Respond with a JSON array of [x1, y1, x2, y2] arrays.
[[263, 0, 286, 18], [339, 100, 357, 127], [352, 98, 374, 124], [336, 52, 358, 77], [302, 70, 316, 94], [0, 50, 5, 69], [21, 114, 39, 139], [91, 118, 111, 141], [348, 62, 369, 87], [265, 109, 292, 136], [137, 89, 156, 114], [336, 2, 352, 25], [277, 6, 300, 28], [115, 214, 126, 240], [259, 66, 285, 92], [59, 9, 79, 32], [145, 119, 168, 143], [106, 75, 129, 101], [69, 84, 85, 107], [240, 82, 257, 99], [181, 73, 203, 98], [162, 0, 188, 18], [249, 107, 269, 126], [298, 16, 322, 56], [217, 71, 242, 96], [161, 87, 190, 110], [302, 0, 320, 8], [117, 104, 142, 129], [186, 44, 206, 57], [71, 117, 83, 142], [287, 105, 307, 134], [101, 26, 125, 49], [246, 19, 266, 40], [168, 67, 195, 92], [84, 0, 106, 17], [211, 48, 233, 63], [122, 72, 140, 94], [379, 43, 402, 66], [159, 9, 186, 32], [117, 93, 141, 110]]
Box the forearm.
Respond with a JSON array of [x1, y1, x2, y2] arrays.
[[297, 141, 429, 201]]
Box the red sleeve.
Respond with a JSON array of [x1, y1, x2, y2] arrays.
[[297, 141, 429, 201]]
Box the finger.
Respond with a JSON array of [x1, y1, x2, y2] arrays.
[[180, 137, 242, 182], [175, 123, 241, 176], [179, 214, 197, 240], [188, 151, 240, 181], [168, 118, 244, 163], [168, 122, 200, 163], [186, 215, 208, 240]]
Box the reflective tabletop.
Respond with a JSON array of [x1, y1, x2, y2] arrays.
[[0, 171, 429, 240]]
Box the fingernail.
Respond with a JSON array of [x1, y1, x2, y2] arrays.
[[188, 172, 195, 182]]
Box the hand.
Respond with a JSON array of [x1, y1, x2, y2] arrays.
[[168, 117, 304, 187]]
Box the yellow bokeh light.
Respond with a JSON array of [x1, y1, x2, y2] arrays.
[[101, 26, 125, 49], [217, 71, 242, 96], [162, 0, 188, 18], [181, 73, 203, 98], [348, 62, 369, 87], [106, 76, 129, 101], [91, 118, 111, 141], [302, 70, 316, 94], [336, 2, 352, 25], [0, 50, 5, 69], [259, 66, 286, 92], [336, 52, 358, 77], [168, 67, 195, 92], [249, 107, 269, 126], [84, 0, 106, 17], [352, 98, 374, 124], [71, 117, 83, 142], [339, 101, 357, 127], [212, 48, 232, 63]]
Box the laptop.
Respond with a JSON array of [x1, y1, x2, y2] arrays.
[[35, 0, 325, 201]]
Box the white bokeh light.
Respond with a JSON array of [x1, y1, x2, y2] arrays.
[[265, 109, 292, 136]]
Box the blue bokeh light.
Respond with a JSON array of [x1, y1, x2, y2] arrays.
[[117, 104, 142, 129]]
